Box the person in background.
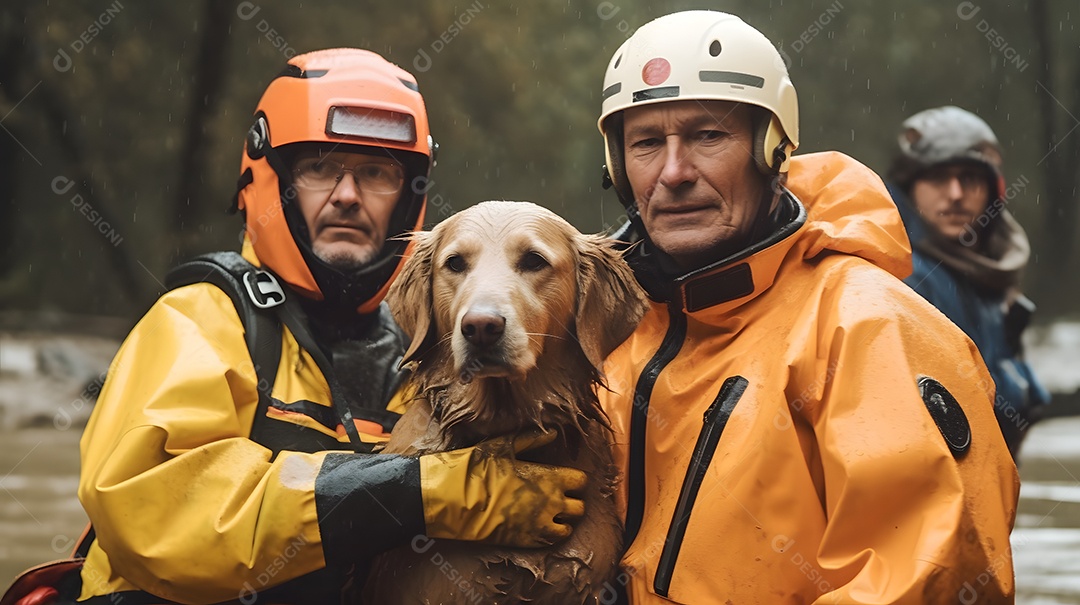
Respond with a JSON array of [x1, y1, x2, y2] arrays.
[[595, 11, 1018, 603], [886, 105, 1050, 458]]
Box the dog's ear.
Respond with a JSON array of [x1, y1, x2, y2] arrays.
[[575, 234, 650, 372], [386, 230, 439, 367]]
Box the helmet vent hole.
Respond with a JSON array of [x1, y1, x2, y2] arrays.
[[709, 40, 722, 57], [614, 54, 622, 68]]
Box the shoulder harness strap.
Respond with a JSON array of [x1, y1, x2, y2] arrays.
[[65, 254, 366, 589], [164, 252, 283, 410], [164, 252, 367, 453], [60, 254, 287, 584]]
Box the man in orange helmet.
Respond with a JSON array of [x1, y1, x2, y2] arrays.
[[72, 49, 586, 604], [596, 11, 1018, 604]]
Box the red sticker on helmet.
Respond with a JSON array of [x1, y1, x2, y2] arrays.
[[642, 58, 671, 86]]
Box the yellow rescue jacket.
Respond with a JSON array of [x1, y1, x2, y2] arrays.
[[600, 152, 1019, 604], [77, 244, 418, 604]]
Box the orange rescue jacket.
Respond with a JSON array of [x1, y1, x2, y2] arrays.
[[600, 151, 1019, 604]]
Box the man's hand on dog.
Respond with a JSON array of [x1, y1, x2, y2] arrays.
[[419, 429, 588, 548]]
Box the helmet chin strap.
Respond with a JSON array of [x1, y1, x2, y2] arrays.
[[746, 174, 785, 248], [745, 108, 790, 248]]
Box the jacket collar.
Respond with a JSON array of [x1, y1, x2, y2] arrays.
[[629, 189, 808, 315]]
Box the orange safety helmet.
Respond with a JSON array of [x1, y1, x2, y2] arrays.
[[235, 48, 435, 313]]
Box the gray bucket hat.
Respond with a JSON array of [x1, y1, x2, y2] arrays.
[[888, 106, 1004, 196]]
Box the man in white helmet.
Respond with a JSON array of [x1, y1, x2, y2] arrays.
[[886, 105, 1050, 459], [596, 11, 1018, 604]]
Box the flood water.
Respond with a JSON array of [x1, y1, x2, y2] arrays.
[[1013, 416, 1080, 603], [2, 418, 1079, 601], [0, 426, 87, 585]]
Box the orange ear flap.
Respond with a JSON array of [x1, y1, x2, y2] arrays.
[[575, 234, 650, 373], [386, 230, 438, 367]]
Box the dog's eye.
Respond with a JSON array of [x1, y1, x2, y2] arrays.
[[445, 254, 467, 273], [518, 251, 549, 272]]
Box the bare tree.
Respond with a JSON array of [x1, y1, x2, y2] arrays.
[[171, 0, 235, 263], [1, 2, 145, 303], [0, 3, 31, 280], [1031, 0, 1080, 311]]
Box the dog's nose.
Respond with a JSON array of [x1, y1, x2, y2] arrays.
[[461, 311, 506, 347]]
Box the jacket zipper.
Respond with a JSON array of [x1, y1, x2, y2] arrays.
[[624, 303, 687, 548], [654, 375, 750, 598]]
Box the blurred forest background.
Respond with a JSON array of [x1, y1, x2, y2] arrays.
[[1, 0, 1077, 325], [4, 3, 1080, 593]]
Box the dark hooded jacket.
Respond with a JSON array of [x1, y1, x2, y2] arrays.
[[889, 182, 1050, 456]]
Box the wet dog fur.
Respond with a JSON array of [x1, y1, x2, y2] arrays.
[[363, 201, 648, 604]]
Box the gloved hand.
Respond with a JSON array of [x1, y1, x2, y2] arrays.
[[419, 430, 587, 548]]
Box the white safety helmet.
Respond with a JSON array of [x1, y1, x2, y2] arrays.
[[598, 11, 799, 208]]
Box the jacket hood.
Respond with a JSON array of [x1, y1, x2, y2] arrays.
[[788, 151, 912, 281], [887, 182, 1029, 293]]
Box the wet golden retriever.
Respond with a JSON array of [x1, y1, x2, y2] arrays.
[[364, 201, 648, 604]]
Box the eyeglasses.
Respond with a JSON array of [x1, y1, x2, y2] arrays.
[[291, 157, 405, 194], [920, 166, 989, 191]]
